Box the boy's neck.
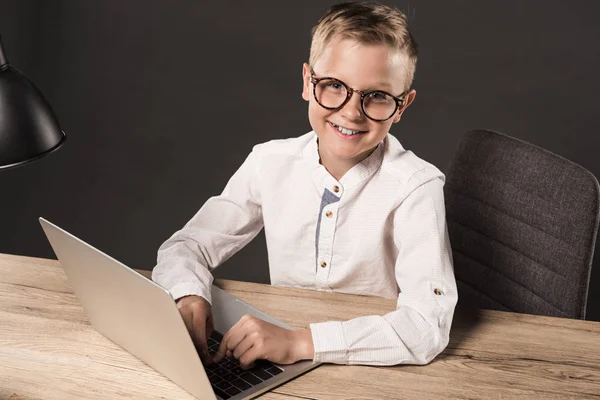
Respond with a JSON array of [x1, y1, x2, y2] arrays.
[[318, 146, 377, 181]]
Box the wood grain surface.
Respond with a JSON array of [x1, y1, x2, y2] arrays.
[[1, 253, 599, 399]]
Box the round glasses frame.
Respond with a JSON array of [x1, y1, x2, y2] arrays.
[[309, 67, 410, 122]]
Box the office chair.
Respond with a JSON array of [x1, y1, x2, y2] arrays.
[[444, 129, 600, 319]]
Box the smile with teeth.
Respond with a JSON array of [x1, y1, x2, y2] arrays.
[[330, 122, 366, 136]]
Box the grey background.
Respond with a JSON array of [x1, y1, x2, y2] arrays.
[[1, 0, 599, 321]]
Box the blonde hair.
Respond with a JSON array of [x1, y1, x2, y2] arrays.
[[309, 1, 418, 92]]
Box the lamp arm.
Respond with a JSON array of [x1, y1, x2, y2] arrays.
[[0, 35, 8, 67]]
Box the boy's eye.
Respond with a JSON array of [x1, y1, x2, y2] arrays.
[[367, 91, 388, 101], [326, 82, 344, 90]]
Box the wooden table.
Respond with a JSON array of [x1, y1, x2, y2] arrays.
[[1, 253, 599, 399]]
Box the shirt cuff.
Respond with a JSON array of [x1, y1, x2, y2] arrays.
[[309, 321, 348, 364], [168, 282, 212, 305]]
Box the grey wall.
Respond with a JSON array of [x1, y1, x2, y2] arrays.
[[1, 0, 599, 321]]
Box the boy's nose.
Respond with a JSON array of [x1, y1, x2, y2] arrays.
[[339, 91, 364, 121]]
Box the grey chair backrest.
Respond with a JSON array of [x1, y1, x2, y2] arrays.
[[444, 129, 600, 319]]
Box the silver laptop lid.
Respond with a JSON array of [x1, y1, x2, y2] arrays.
[[39, 217, 216, 399], [39, 217, 321, 400]]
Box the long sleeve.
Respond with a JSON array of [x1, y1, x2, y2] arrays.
[[152, 150, 263, 305], [309, 177, 458, 365]]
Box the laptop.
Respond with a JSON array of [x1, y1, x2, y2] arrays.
[[39, 217, 321, 399]]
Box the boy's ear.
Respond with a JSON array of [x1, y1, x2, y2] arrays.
[[393, 89, 416, 123], [301, 63, 311, 102]]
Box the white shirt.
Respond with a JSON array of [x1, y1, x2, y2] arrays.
[[152, 131, 458, 366]]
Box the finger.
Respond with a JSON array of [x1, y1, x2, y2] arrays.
[[214, 315, 253, 362], [241, 361, 256, 370], [214, 318, 241, 361], [194, 333, 211, 365], [191, 310, 212, 365], [180, 306, 212, 365], [195, 339, 212, 365], [238, 345, 262, 369], [232, 334, 256, 361], [214, 329, 232, 363], [205, 315, 214, 341], [179, 307, 198, 347], [214, 326, 245, 363], [180, 309, 194, 336]]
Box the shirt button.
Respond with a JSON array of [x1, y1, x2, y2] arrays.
[[325, 210, 333, 218], [320, 261, 327, 268], [332, 185, 340, 193], [434, 288, 443, 296]]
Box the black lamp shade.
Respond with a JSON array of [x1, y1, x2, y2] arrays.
[[0, 36, 66, 170]]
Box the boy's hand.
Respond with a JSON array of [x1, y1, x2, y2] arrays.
[[212, 315, 314, 368], [176, 295, 214, 365]]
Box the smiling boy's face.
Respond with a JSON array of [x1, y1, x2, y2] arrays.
[[302, 36, 416, 173]]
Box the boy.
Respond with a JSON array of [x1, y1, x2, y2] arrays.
[[152, 1, 457, 368]]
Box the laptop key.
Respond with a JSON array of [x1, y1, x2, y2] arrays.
[[267, 366, 283, 375], [216, 380, 232, 391], [250, 368, 273, 381], [211, 385, 231, 400], [232, 366, 245, 375], [254, 359, 273, 368], [240, 372, 262, 385], [231, 378, 252, 391], [225, 386, 242, 396], [205, 362, 218, 371], [222, 372, 236, 382]]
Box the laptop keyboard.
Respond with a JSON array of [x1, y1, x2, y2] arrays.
[[205, 331, 283, 399]]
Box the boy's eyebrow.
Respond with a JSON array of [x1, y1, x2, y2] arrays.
[[317, 70, 395, 92], [369, 82, 394, 91], [353, 80, 395, 93]]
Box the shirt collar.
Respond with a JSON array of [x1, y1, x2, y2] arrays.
[[302, 130, 386, 189]]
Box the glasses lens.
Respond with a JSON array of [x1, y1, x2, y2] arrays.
[[362, 92, 397, 120], [314, 79, 348, 108]]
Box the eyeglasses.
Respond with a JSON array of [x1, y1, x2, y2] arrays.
[[309, 67, 409, 122]]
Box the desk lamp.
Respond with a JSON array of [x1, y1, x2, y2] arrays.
[[0, 34, 66, 170]]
